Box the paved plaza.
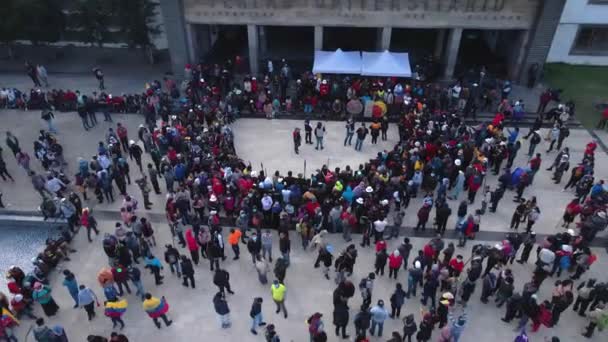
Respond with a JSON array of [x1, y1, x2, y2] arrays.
[[0, 71, 607, 341]]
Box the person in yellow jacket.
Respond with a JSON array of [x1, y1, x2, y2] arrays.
[[270, 280, 288, 319]]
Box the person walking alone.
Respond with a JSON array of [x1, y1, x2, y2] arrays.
[[77, 285, 99, 321], [271, 279, 288, 318], [314, 122, 325, 150], [93, 67, 105, 90], [249, 297, 266, 335], [344, 119, 355, 146], [293, 127, 302, 154], [142, 293, 173, 329]]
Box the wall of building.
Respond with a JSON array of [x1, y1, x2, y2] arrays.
[[547, 0, 608, 65], [183, 0, 539, 29], [559, 0, 608, 23]]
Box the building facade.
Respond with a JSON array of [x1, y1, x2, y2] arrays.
[[547, 0, 608, 65], [160, 0, 564, 82]]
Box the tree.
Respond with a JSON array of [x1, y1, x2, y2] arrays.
[[19, 0, 66, 45], [114, 0, 161, 48], [0, 0, 22, 58], [76, 0, 111, 47]]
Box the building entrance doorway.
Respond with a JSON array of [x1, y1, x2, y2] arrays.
[[323, 27, 378, 52]]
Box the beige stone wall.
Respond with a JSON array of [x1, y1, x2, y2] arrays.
[[184, 0, 540, 29]]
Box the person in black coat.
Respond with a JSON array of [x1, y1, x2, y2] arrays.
[[213, 268, 234, 294], [180, 255, 195, 288], [333, 287, 349, 339], [213, 292, 231, 328], [402, 314, 417, 342], [374, 249, 388, 276], [274, 256, 288, 284], [247, 232, 262, 264], [389, 283, 407, 318], [353, 305, 371, 338]]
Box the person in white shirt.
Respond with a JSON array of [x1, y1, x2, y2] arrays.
[[373, 218, 388, 243], [45, 175, 65, 195]]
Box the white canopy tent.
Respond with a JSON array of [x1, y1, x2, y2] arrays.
[[361, 51, 412, 77], [312, 49, 362, 74]]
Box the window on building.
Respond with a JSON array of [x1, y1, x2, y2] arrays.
[[571, 26, 608, 55]]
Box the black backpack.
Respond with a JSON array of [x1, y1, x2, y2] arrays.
[[531, 133, 541, 145]]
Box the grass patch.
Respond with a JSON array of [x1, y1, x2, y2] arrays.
[[543, 63, 608, 129]]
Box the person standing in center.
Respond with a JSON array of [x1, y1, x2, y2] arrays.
[[314, 122, 325, 150], [355, 123, 368, 151], [271, 279, 288, 318], [293, 127, 302, 154], [344, 119, 355, 146], [304, 120, 313, 144]]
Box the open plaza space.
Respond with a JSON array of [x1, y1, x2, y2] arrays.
[[0, 104, 607, 341], [1, 0, 608, 338]]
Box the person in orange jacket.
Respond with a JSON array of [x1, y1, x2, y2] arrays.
[[228, 228, 242, 260]]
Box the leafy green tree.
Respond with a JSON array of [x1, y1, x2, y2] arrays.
[[114, 0, 162, 48], [19, 0, 66, 45], [76, 0, 111, 47], [0, 0, 22, 58]]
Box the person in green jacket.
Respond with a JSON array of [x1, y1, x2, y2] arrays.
[[32, 282, 60, 317], [583, 303, 608, 338]]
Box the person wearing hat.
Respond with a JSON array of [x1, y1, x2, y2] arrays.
[[128, 140, 143, 172], [11, 293, 37, 319], [32, 282, 59, 317], [307, 312, 324, 340], [292, 127, 302, 154], [369, 299, 388, 337]]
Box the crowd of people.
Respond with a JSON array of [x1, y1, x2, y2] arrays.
[[0, 56, 607, 342]]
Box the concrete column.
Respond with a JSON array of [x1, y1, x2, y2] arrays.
[[247, 24, 259, 75], [185, 23, 197, 63], [158, 0, 190, 76], [259, 26, 268, 59], [314, 26, 323, 51], [380, 27, 392, 51], [509, 30, 531, 81], [434, 29, 446, 59], [444, 28, 463, 78]]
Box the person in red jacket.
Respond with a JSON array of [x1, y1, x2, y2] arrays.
[[375, 239, 387, 253], [415, 203, 431, 231], [388, 250, 403, 279], [185, 228, 200, 265], [467, 171, 483, 204], [448, 255, 465, 277], [562, 199, 582, 228]]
